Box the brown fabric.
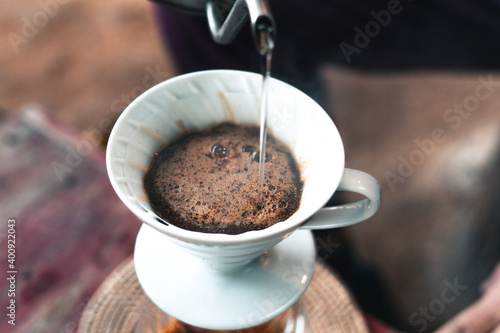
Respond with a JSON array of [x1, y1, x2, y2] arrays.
[[78, 258, 368, 333]]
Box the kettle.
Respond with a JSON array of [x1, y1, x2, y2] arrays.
[[150, 0, 275, 52]]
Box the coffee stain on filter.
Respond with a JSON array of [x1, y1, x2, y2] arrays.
[[219, 92, 236, 122], [127, 161, 148, 172], [139, 125, 168, 145], [177, 120, 186, 133]]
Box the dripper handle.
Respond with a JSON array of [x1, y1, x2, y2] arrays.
[[299, 168, 382, 230]]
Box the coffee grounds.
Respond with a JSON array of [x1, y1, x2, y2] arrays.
[[144, 123, 302, 235]]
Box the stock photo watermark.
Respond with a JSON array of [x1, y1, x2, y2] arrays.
[[408, 278, 467, 333], [316, 234, 341, 262], [384, 74, 500, 192], [6, 218, 17, 326], [236, 255, 316, 329], [8, 0, 69, 53], [235, 234, 339, 328], [339, 0, 410, 64], [51, 65, 170, 182]]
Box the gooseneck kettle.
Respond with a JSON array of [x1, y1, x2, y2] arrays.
[[150, 0, 275, 50]]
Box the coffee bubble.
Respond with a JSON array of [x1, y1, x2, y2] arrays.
[[252, 151, 272, 163], [211, 143, 231, 158], [242, 145, 255, 153]]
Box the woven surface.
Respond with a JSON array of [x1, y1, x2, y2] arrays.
[[303, 263, 369, 333], [78, 258, 368, 333]]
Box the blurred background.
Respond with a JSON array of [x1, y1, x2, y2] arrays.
[[1, 0, 500, 332]]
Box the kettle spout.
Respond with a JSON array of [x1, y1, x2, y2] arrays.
[[206, 0, 275, 51]]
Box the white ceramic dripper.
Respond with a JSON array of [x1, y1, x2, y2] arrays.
[[106, 70, 381, 330]]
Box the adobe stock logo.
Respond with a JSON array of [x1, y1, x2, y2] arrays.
[[51, 64, 171, 182], [409, 278, 467, 333], [384, 74, 500, 192], [339, 0, 409, 64], [8, 0, 68, 53]]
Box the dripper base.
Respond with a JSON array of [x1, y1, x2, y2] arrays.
[[134, 224, 316, 331]]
